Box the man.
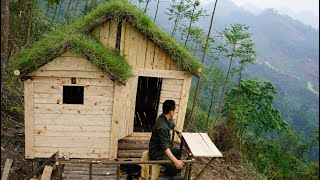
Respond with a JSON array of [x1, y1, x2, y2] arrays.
[[149, 100, 184, 178]]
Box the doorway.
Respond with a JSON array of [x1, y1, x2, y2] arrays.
[[134, 76, 162, 132]]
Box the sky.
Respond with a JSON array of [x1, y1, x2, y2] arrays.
[[200, 0, 319, 28]]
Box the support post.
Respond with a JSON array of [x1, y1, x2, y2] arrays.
[[89, 163, 92, 180]]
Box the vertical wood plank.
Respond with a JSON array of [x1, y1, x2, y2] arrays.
[[120, 22, 128, 59], [40, 165, 53, 180], [127, 76, 138, 134], [136, 32, 148, 68], [128, 27, 139, 67], [100, 21, 110, 48], [91, 26, 100, 39], [110, 83, 126, 159], [176, 73, 192, 140], [145, 39, 156, 69], [164, 54, 171, 70], [153, 46, 166, 70], [108, 20, 118, 50], [1, 159, 13, 180], [24, 79, 34, 159], [170, 59, 179, 70]]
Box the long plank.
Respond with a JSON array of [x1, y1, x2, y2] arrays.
[[34, 136, 110, 149], [1, 158, 13, 180], [160, 90, 182, 99], [127, 76, 138, 134], [34, 125, 111, 137], [200, 133, 223, 157], [176, 73, 192, 133], [100, 21, 110, 48], [31, 70, 109, 79], [85, 85, 114, 96], [144, 39, 156, 69], [36, 57, 99, 72], [162, 79, 184, 86], [128, 26, 139, 67], [110, 83, 126, 159], [135, 30, 147, 68], [24, 79, 34, 159], [91, 26, 101, 39], [182, 133, 214, 157], [161, 83, 183, 93], [108, 20, 118, 50], [125, 132, 151, 141], [33, 104, 113, 115], [121, 22, 131, 61], [40, 165, 53, 180], [153, 46, 166, 70], [133, 68, 186, 79], [34, 114, 111, 126], [34, 147, 110, 159]]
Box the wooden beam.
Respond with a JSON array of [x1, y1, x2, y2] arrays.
[[40, 165, 53, 180], [133, 68, 186, 79], [1, 158, 13, 180], [109, 82, 125, 159], [24, 79, 34, 159]]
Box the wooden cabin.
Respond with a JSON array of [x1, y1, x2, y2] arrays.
[[12, 1, 201, 160]]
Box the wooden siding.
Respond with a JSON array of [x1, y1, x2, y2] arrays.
[[30, 51, 114, 159]]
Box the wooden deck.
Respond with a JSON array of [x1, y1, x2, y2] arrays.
[[61, 135, 189, 179]]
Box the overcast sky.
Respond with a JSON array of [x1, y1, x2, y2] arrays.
[[199, 0, 319, 28], [229, 0, 319, 15]]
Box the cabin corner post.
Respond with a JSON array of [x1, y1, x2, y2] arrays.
[[176, 73, 192, 141], [109, 83, 125, 159], [24, 78, 34, 159]]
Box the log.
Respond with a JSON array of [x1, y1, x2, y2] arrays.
[[118, 143, 149, 150], [40, 165, 53, 180], [1, 158, 13, 180], [24, 152, 58, 180]]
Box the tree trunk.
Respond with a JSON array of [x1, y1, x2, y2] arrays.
[[144, 0, 151, 13], [73, 0, 79, 18], [51, 3, 58, 22], [205, 90, 215, 131], [186, 0, 219, 130], [26, 0, 35, 47], [212, 44, 236, 131], [1, 0, 9, 79], [10, 0, 26, 54], [45, 2, 50, 16], [153, 0, 160, 22], [184, 0, 197, 47], [57, 0, 63, 21], [65, 0, 73, 24], [171, 0, 184, 36]]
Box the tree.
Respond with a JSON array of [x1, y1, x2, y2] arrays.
[[1, 0, 10, 97], [222, 79, 288, 149], [213, 23, 255, 128]]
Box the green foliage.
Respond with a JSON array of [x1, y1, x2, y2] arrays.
[[305, 162, 319, 180], [222, 79, 288, 136], [8, 32, 132, 84]]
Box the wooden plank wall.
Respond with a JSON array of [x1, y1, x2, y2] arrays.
[[91, 21, 191, 140], [30, 51, 114, 159]]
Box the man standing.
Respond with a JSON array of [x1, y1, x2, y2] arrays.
[[149, 100, 184, 178]]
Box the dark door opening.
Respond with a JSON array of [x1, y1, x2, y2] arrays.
[[134, 76, 162, 132]]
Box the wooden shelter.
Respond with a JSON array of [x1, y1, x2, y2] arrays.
[[10, 0, 202, 160]]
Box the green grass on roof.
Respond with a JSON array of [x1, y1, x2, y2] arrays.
[[9, 0, 201, 82], [9, 32, 132, 84]]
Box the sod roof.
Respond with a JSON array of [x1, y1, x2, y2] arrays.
[[9, 0, 201, 84]]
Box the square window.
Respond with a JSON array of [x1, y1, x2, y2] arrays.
[[63, 86, 84, 104]]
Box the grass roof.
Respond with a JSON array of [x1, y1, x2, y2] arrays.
[[9, 32, 132, 84], [9, 0, 201, 82]]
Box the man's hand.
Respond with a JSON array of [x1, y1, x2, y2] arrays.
[[173, 159, 185, 169]]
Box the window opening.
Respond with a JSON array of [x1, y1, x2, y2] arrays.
[[63, 86, 84, 104], [134, 76, 162, 132]]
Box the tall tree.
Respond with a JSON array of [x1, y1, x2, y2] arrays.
[[1, 0, 10, 84], [186, 0, 219, 131], [213, 23, 255, 129]]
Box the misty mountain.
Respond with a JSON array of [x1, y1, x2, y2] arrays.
[[139, 0, 319, 129]]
